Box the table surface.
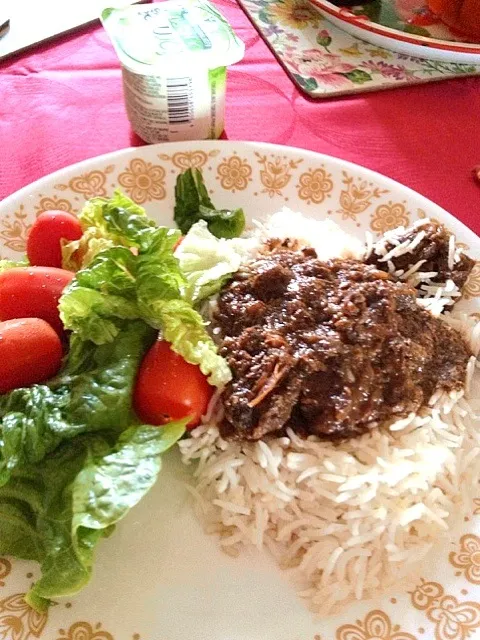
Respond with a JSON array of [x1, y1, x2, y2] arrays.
[[1, 0, 479, 234], [0, 0, 143, 60]]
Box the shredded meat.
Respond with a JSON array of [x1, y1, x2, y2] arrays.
[[215, 243, 471, 442], [366, 221, 474, 290]]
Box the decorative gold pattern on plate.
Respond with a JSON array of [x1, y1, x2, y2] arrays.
[[217, 155, 252, 192], [336, 609, 417, 640], [0, 204, 31, 252], [473, 499, 480, 515], [411, 580, 445, 611], [55, 166, 114, 199], [158, 149, 220, 170], [34, 196, 76, 215], [463, 263, 480, 299], [0, 559, 11, 587], [56, 622, 114, 640], [427, 596, 480, 640], [449, 535, 480, 584], [410, 579, 480, 640], [255, 153, 302, 197], [336, 171, 388, 221], [0, 593, 48, 639], [297, 167, 333, 204], [118, 159, 166, 204], [371, 202, 410, 234]]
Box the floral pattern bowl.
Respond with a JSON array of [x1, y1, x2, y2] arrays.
[[0, 140, 480, 640], [312, 0, 480, 63]]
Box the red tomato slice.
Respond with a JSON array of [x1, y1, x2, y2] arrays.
[[0, 267, 74, 335], [134, 339, 214, 428], [27, 210, 83, 268], [0, 318, 63, 394]]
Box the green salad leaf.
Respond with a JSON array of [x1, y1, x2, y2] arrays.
[[61, 191, 152, 271], [59, 202, 231, 386], [62, 227, 115, 272], [59, 247, 140, 344], [158, 299, 230, 387], [81, 190, 147, 230], [0, 321, 155, 484], [0, 258, 29, 273], [174, 168, 245, 238], [100, 200, 173, 251], [0, 314, 184, 612], [0, 420, 186, 611], [177, 220, 256, 305], [72, 420, 186, 533]]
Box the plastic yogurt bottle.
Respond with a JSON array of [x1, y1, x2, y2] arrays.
[[101, 1, 244, 143]]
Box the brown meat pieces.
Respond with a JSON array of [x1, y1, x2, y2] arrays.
[[215, 247, 471, 442], [366, 221, 474, 290]]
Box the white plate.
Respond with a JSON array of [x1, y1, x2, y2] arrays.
[[1, 140, 480, 640]]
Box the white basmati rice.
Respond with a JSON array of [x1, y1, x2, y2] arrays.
[[252, 208, 364, 262], [448, 234, 456, 271], [179, 212, 480, 618]]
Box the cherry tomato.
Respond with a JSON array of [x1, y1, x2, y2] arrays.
[[0, 318, 63, 394], [428, 0, 480, 37], [427, 0, 443, 11], [0, 267, 74, 335], [27, 210, 83, 268], [406, 7, 438, 26], [134, 339, 213, 428]]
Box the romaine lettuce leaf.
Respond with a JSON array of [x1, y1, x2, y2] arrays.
[[0, 321, 156, 484], [79, 190, 148, 239], [157, 299, 230, 387], [59, 205, 231, 386], [176, 220, 256, 305], [0, 420, 186, 611], [72, 420, 186, 532], [0, 303, 184, 612], [62, 227, 115, 272], [174, 168, 245, 238], [101, 200, 174, 251], [60, 247, 140, 344], [0, 258, 29, 273], [61, 191, 153, 271]]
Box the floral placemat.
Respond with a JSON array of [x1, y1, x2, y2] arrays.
[[237, 0, 480, 97]]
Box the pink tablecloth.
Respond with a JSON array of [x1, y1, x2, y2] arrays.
[[0, 0, 479, 233]]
